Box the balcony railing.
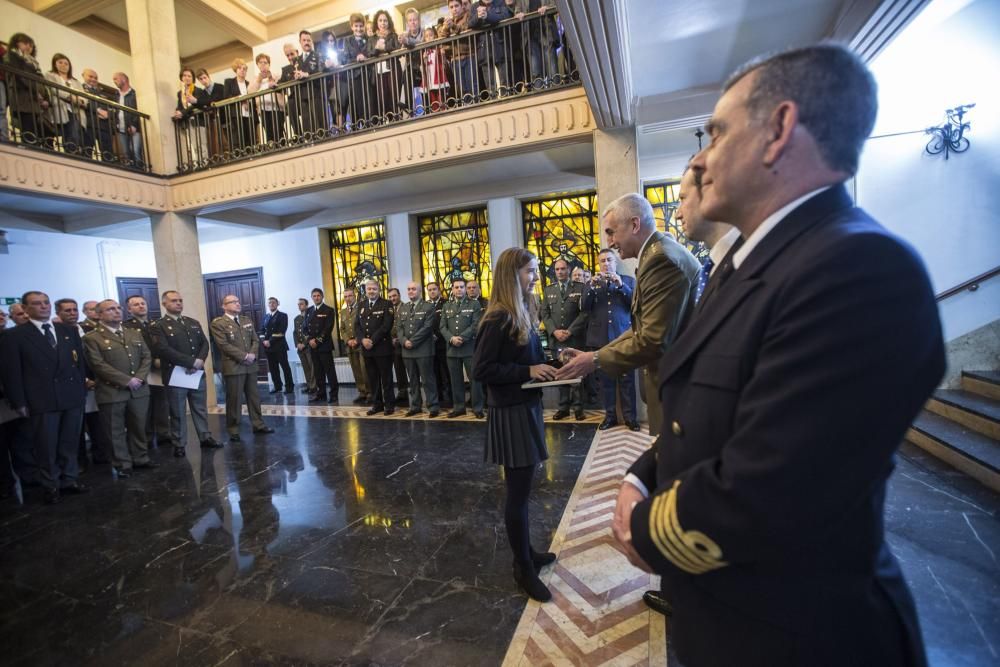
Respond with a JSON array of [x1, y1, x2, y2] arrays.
[[173, 10, 577, 174], [0, 63, 152, 173]]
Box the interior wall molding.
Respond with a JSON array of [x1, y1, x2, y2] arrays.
[[169, 87, 594, 213]]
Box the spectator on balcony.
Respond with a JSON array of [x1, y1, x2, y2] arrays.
[[196, 69, 227, 159], [81, 69, 114, 161], [45, 53, 87, 155], [223, 58, 257, 153], [0, 41, 8, 141], [290, 30, 335, 137], [421, 26, 450, 112], [111, 72, 143, 169], [513, 1, 559, 88], [248, 53, 285, 146], [4, 32, 51, 146], [278, 44, 302, 136], [172, 67, 209, 170], [368, 9, 402, 124], [321, 30, 349, 130], [398, 8, 425, 117], [439, 0, 478, 104], [342, 13, 372, 129], [470, 0, 514, 99]]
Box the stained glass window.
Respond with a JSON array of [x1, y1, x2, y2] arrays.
[[328, 220, 389, 309], [418, 208, 492, 296], [644, 179, 708, 262], [522, 192, 601, 290]]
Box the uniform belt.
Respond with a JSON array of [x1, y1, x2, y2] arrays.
[[271, 333, 285, 337]]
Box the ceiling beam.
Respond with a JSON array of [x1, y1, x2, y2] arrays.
[[0, 210, 64, 233], [176, 0, 268, 47], [635, 86, 719, 129], [198, 209, 282, 230], [39, 0, 119, 25], [69, 16, 132, 55], [63, 210, 147, 235], [829, 0, 931, 62], [182, 41, 253, 74]]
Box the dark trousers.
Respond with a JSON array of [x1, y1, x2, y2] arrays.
[[348, 76, 372, 128], [557, 380, 583, 412], [100, 398, 149, 471], [364, 354, 394, 411], [145, 384, 171, 446], [297, 345, 316, 391], [0, 418, 24, 491], [393, 348, 409, 394], [447, 356, 483, 412], [81, 408, 112, 463], [404, 356, 439, 411], [310, 347, 339, 400], [260, 109, 286, 144], [166, 374, 211, 446], [7, 417, 36, 484], [223, 372, 266, 434], [599, 368, 637, 422], [267, 347, 294, 391], [433, 344, 451, 406], [31, 408, 83, 490]]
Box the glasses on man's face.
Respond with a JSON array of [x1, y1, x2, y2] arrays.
[[225, 300, 240, 306]]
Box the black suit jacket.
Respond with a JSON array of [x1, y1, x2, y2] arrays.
[[0, 322, 87, 414], [355, 297, 394, 357], [260, 310, 289, 352], [303, 303, 336, 351], [628, 184, 943, 666]]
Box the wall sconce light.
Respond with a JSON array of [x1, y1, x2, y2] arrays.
[[925, 103, 974, 160], [694, 128, 704, 150]]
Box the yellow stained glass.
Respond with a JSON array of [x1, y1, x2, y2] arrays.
[[417, 208, 493, 296], [522, 192, 600, 294], [328, 220, 389, 309], [644, 180, 708, 262]]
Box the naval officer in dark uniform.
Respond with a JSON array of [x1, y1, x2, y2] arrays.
[[260, 297, 294, 394], [303, 288, 339, 404], [355, 280, 395, 415], [148, 290, 223, 458]]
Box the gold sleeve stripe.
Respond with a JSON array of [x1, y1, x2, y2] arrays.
[[648, 481, 728, 574]]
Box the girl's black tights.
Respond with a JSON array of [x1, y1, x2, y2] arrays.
[[504, 464, 535, 565]]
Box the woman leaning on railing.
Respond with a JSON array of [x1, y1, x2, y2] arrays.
[[4, 32, 52, 145]]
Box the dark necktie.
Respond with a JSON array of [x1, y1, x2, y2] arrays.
[[695, 237, 745, 315], [42, 323, 56, 347], [694, 258, 714, 305], [560, 282, 566, 298], [115, 329, 123, 339]]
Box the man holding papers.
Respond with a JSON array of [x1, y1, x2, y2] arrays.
[[149, 291, 223, 458]]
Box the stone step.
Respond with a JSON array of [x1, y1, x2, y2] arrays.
[[926, 389, 1000, 440], [962, 370, 1000, 401], [906, 411, 1000, 493]]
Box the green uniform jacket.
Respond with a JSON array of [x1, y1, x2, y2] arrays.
[[541, 280, 588, 350], [148, 315, 210, 383], [210, 314, 260, 376], [598, 231, 701, 435], [83, 324, 152, 404], [338, 303, 360, 344], [395, 299, 437, 359], [439, 297, 482, 358], [293, 313, 308, 348]]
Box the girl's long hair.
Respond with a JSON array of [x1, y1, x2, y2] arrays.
[[480, 247, 537, 346]]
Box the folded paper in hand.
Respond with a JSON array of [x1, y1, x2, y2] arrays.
[[521, 377, 583, 389], [169, 369, 204, 390]]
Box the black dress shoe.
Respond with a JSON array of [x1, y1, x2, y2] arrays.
[[283, 388, 295, 394], [91, 458, 111, 465], [643, 590, 673, 616], [626, 421, 641, 432], [229, 433, 241, 442], [200, 437, 224, 449], [404, 408, 421, 417], [253, 426, 275, 434], [512, 561, 551, 602], [60, 482, 89, 495], [270, 388, 281, 394], [473, 411, 485, 419], [43, 488, 61, 505], [114, 468, 132, 479], [352, 395, 367, 405], [173, 446, 187, 458], [552, 409, 570, 421], [309, 395, 326, 403], [428, 410, 439, 418], [447, 409, 467, 418], [575, 409, 586, 421], [598, 417, 618, 430], [531, 548, 556, 569], [134, 461, 160, 469], [384, 408, 395, 416], [327, 397, 339, 405], [366, 407, 383, 416]]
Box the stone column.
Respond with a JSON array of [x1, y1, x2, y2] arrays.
[[487, 197, 521, 274], [125, 0, 182, 175], [150, 212, 215, 404], [385, 212, 417, 293]]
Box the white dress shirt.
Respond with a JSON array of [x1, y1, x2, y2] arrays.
[[732, 186, 831, 270], [708, 227, 742, 277], [31, 319, 57, 345]]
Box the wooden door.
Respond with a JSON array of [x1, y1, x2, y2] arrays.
[[116, 277, 161, 320], [204, 268, 269, 380]]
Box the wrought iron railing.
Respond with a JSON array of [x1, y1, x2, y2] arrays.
[[173, 10, 577, 173], [0, 63, 152, 173]]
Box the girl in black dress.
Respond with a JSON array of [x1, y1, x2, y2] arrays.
[[473, 247, 559, 601]]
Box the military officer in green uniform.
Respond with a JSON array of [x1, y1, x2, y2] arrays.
[[209, 294, 274, 441], [339, 287, 370, 404], [440, 278, 484, 418], [123, 295, 172, 447], [542, 258, 589, 420], [148, 290, 223, 458], [293, 298, 316, 395], [83, 299, 157, 478], [395, 281, 440, 417]]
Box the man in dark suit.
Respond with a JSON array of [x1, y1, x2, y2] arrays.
[[356, 280, 395, 415], [304, 288, 339, 404], [613, 45, 943, 667], [278, 44, 302, 137], [0, 291, 89, 503], [196, 69, 228, 159], [148, 291, 222, 458], [260, 297, 294, 394], [387, 288, 409, 406], [542, 258, 588, 420], [210, 295, 274, 441], [123, 295, 172, 449], [581, 249, 637, 431]]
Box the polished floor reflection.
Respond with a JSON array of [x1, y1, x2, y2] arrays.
[[0, 408, 593, 665]]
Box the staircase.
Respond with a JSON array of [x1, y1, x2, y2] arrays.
[[906, 371, 1000, 492]]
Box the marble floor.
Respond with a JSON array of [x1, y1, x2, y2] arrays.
[[1, 386, 998, 666]]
